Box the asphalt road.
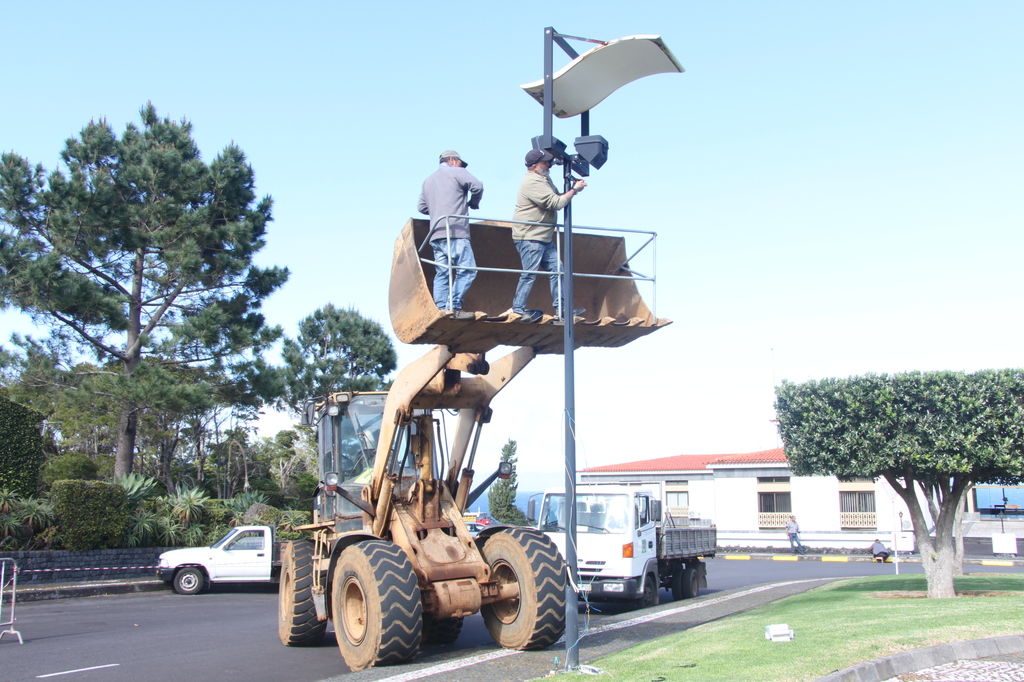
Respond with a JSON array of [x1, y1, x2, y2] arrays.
[[2, 559, 1020, 682]]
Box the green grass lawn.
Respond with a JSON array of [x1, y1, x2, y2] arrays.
[[551, 574, 1024, 681]]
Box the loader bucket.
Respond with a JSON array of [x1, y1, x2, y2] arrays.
[[389, 218, 671, 354]]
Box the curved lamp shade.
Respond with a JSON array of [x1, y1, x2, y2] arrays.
[[521, 34, 683, 118]]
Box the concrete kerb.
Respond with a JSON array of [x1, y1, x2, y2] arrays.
[[14, 577, 165, 602], [717, 552, 1024, 567], [817, 634, 1024, 682]]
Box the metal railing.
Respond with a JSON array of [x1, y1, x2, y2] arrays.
[[0, 558, 22, 645], [758, 512, 791, 529], [418, 214, 658, 319], [840, 512, 877, 529]]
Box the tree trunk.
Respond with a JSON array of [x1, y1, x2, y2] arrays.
[[114, 403, 138, 477], [114, 248, 145, 478]]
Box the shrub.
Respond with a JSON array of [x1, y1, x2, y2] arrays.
[[0, 396, 45, 496], [42, 453, 99, 488], [51, 480, 130, 550]]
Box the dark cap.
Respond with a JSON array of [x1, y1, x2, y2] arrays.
[[439, 150, 467, 167], [525, 149, 554, 167]]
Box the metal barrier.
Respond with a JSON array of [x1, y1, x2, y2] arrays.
[[419, 214, 658, 318], [0, 558, 23, 644]]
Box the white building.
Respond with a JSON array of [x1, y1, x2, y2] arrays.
[[580, 448, 924, 551]]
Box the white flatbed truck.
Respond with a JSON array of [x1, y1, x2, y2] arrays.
[[534, 484, 715, 606]]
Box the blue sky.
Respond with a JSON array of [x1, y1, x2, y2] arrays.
[[3, 2, 1022, 488]]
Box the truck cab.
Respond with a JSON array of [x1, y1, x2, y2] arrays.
[[538, 485, 661, 602], [537, 483, 714, 606]]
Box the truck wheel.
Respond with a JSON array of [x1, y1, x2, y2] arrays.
[[480, 528, 565, 650], [332, 540, 422, 671], [670, 567, 686, 601], [637, 572, 658, 608], [683, 566, 700, 598], [173, 567, 206, 595], [278, 540, 326, 646], [422, 615, 463, 645]]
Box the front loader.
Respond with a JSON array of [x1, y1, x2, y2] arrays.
[[278, 218, 668, 670]]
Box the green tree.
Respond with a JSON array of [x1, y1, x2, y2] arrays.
[[280, 305, 396, 410], [0, 104, 288, 476], [41, 452, 99, 488], [489, 439, 528, 525], [775, 369, 1024, 598]]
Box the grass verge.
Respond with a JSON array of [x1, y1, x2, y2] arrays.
[[550, 574, 1024, 681]]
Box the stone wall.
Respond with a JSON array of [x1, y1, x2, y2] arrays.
[[0, 548, 169, 584]]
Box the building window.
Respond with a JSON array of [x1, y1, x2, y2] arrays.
[[759, 492, 792, 514], [840, 491, 876, 529], [666, 491, 689, 508]]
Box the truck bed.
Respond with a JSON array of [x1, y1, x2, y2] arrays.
[[658, 526, 716, 559]]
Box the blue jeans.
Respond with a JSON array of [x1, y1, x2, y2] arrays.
[[431, 238, 476, 310], [512, 239, 561, 315]]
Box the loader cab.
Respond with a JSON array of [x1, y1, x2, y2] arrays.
[[309, 392, 387, 521]]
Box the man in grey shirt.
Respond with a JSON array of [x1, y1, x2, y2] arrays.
[[417, 150, 483, 316]]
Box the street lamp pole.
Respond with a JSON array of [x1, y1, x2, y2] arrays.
[[543, 25, 581, 671]]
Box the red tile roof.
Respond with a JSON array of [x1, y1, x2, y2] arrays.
[[582, 447, 786, 473]]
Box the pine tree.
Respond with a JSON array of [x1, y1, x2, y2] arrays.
[[0, 104, 288, 475], [489, 439, 528, 525]]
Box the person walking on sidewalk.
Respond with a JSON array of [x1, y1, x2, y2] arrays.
[[786, 515, 807, 554], [417, 149, 484, 316]]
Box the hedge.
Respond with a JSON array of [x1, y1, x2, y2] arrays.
[[0, 395, 45, 496], [51, 480, 130, 550]]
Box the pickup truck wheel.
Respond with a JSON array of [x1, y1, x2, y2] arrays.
[[173, 567, 205, 595], [422, 615, 463, 645], [480, 528, 565, 650], [332, 540, 422, 671], [637, 572, 658, 608], [278, 540, 326, 646]]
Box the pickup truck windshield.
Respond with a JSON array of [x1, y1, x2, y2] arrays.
[[540, 494, 629, 533], [210, 528, 237, 549]]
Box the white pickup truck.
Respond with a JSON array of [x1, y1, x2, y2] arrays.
[[156, 525, 280, 595], [534, 484, 716, 607]]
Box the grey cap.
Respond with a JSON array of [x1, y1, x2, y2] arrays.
[[439, 150, 467, 167], [525, 149, 554, 166]]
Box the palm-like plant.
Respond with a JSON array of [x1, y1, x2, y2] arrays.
[[169, 486, 209, 527], [0, 512, 21, 540], [224, 491, 269, 525], [154, 516, 184, 546], [182, 524, 207, 547], [126, 508, 161, 547], [16, 497, 55, 533], [114, 473, 160, 505], [0, 488, 18, 515]]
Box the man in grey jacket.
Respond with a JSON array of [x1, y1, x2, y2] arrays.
[[418, 150, 484, 316], [509, 149, 586, 322]]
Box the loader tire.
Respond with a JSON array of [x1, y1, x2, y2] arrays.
[[480, 528, 565, 650], [422, 615, 463, 645], [332, 540, 422, 671], [278, 540, 326, 646]]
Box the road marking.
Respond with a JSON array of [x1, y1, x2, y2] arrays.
[[722, 555, 751, 560], [376, 580, 819, 681], [772, 555, 799, 561], [37, 664, 120, 678], [821, 556, 849, 562], [982, 560, 1014, 567]]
